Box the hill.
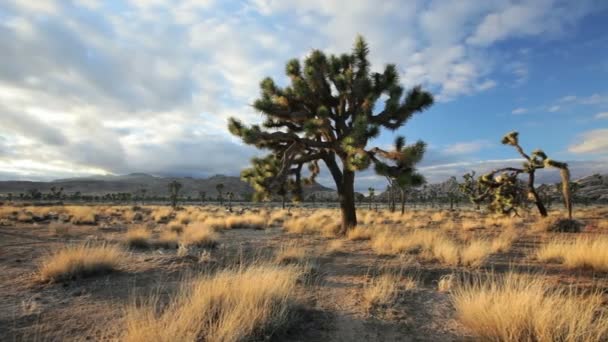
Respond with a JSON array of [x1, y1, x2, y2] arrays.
[[0, 173, 335, 200]]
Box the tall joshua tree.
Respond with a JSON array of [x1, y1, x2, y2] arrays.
[[168, 180, 182, 209], [374, 136, 426, 214], [228, 36, 433, 233]]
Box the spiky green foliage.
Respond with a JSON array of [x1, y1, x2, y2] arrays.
[[168, 180, 182, 209], [228, 36, 433, 231]]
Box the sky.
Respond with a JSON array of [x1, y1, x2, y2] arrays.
[[1, 0, 608, 191]]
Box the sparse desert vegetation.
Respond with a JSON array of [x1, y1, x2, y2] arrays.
[[1, 203, 607, 340]]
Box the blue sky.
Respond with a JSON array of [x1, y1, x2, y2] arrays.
[[1, 0, 607, 191]]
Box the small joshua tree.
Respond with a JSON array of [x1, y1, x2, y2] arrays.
[[228, 36, 433, 233], [168, 180, 182, 209], [368, 187, 375, 210], [444, 176, 460, 211], [374, 137, 426, 214], [473, 132, 573, 219], [459, 171, 483, 210], [226, 191, 234, 211], [216, 183, 224, 205]]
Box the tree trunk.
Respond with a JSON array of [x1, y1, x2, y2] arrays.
[[340, 170, 357, 233], [323, 154, 357, 234], [400, 189, 406, 214], [528, 172, 548, 217]]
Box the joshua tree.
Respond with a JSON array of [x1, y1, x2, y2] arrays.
[[228, 36, 433, 233], [226, 192, 234, 211], [216, 183, 224, 205], [198, 190, 206, 204], [309, 193, 317, 206], [7, 193, 13, 202], [472, 132, 573, 219], [368, 187, 375, 210], [168, 180, 182, 209], [374, 136, 426, 214], [49, 186, 64, 200], [459, 171, 483, 210], [445, 176, 461, 210]]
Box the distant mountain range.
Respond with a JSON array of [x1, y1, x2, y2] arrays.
[[0, 173, 335, 200], [1, 173, 606, 203]]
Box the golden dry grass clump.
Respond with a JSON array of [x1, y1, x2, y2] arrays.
[[371, 227, 513, 267], [451, 272, 608, 341], [536, 236, 608, 271], [346, 226, 373, 241], [125, 227, 152, 248], [152, 207, 173, 223], [180, 223, 219, 248], [275, 243, 308, 264], [225, 213, 268, 229], [68, 206, 97, 225], [283, 210, 341, 236], [123, 265, 303, 342], [39, 244, 125, 282], [363, 271, 417, 310]]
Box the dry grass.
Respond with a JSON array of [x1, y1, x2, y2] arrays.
[[68, 206, 97, 225], [283, 212, 341, 237], [363, 273, 400, 310], [275, 244, 308, 264], [325, 239, 345, 255], [38, 244, 125, 282], [451, 272, 608, 341], [202, 217, 228, 230], [490, 228, 518, 253], [346, 226, 373, 241], [49, 222, 71, 237], [460, 239, 492, 267], [225, 214, 267, 229], [167, 222, 184, 233], [125, 227, 152, 248], [123, 264, 302, 342], [156, 230, 180, 249], [536, 236, 608, 271], [152, 208, 173, 223], [180, 224, 219, 248]]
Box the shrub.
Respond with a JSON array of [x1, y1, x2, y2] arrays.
[[181, 224, 219, 248], [69, 206, 97, 225], [346, 226, 373, 241], [123, 265, 302, 342], [536, 236, 608, 271], [125, 227, 152, 248], [39, 244, 125, 282], [451, 272, 608, 341]]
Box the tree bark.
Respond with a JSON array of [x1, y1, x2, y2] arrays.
[[340, 169, 357, 233], [400, 189, 406, 214], [528, 172, 548, 217], [323, 154, 357, 234]]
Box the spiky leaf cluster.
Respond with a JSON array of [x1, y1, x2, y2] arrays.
[[228, 36, 433, 202], [374, 136, 426, 190]]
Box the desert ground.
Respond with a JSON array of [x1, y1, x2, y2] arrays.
[[1, 203, 608, 341]]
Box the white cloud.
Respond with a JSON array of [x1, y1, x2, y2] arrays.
[[512, 107, 528, 115], [0, 0, 603, 181], [595, 112, 608, 119], [559, 95, 577, 102], [569, 129, 608, 154], [442, 140, 492, 155], [548, 105, 561, 112]]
